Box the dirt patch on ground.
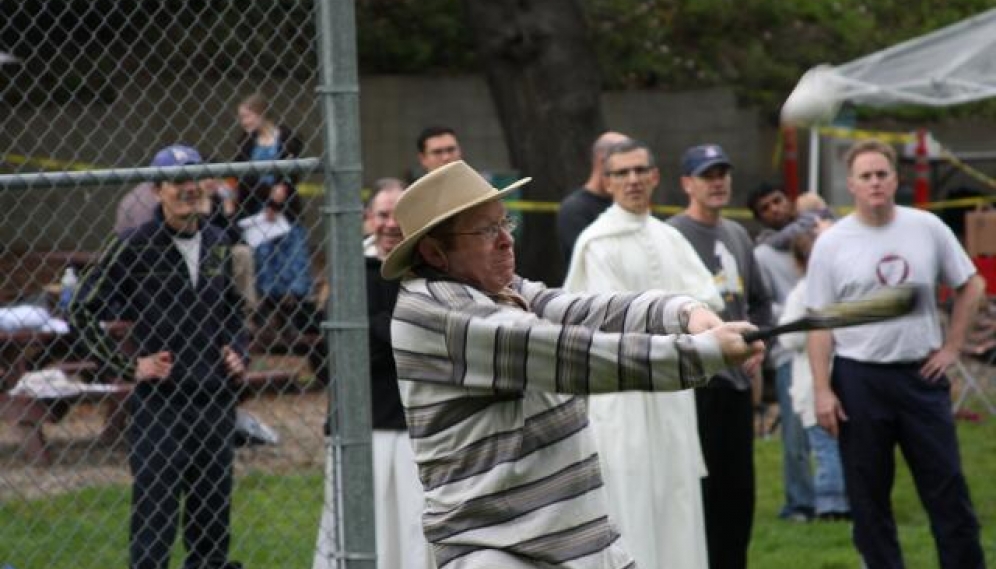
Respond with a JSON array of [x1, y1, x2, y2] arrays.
[[0, 388, 329, 501]]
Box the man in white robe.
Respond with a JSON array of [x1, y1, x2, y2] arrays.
[[564, 139, 723, 569]]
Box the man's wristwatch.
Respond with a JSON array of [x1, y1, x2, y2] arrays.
[[679, 300, 710, 331]]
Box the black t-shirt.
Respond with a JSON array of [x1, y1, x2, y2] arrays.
[[557, 187, 612, 265]]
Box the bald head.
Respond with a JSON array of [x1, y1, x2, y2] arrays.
[[586, 131, 631, 196], [592, 131, 630, 163]]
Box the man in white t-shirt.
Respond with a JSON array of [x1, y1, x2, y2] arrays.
[[806, 139, 986, 569]]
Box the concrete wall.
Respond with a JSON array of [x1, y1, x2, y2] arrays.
[[359, 78, 777, 209], [3, 74, 995, 254], [604, 88, 776, 207]]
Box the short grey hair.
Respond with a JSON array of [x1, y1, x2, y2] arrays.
[[602, 139, 656, 171], [367, 177, 406, 207]]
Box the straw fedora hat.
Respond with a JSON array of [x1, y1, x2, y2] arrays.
[[381, 160, 531, 280]]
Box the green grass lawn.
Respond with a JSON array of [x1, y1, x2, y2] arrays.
[[751, 412, 996, 568], [0, 472, 326, 569], [2, 413, 995, 568]]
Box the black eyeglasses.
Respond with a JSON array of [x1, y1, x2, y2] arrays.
[[606, 166, 653, 180], [443, 217, 517, 240], [427, 145, 459, 157]]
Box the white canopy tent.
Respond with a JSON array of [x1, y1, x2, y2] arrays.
[[780, 8, 996, 193]]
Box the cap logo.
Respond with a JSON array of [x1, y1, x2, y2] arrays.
[[704, 146, 719, 158]]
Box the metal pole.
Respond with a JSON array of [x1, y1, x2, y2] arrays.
[[314, 0, 375, 568], [782, 126, 799, 200], [0, 159, 320, 189], [808, 128, 820, 195], [913, 128, 931, 207]]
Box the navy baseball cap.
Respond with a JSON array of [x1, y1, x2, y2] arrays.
[[681, 144, 733, 176], [150, 145, 202, 168]]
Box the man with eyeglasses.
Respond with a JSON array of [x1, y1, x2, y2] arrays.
[[668, 143, 772, 569], [563, 139, 722, 569], [416, 125, 463, 174], [807, 139, 985, 568], [381, 160, 765, 568], [556, 131, 630, 266], [314, 181, 435, 569]]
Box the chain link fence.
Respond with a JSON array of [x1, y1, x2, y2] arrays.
[[0, 2, 363, 567]]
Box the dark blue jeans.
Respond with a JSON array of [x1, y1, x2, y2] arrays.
[[806, 425, 848, 515], [128, 390, 237, 569], [833, 357, 984, 569]]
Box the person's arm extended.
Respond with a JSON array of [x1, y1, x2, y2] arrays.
[[514, 276, 704, 335], [921, 274, 986, 380], [69, 236, 137, 379], [391, 282, 759, 395], [808, 329, 845, 437]]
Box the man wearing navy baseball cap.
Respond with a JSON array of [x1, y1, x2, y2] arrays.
[[681, 143, 733, 177], [151, 144, 203, 169], [73, 144, 247, 569], [115, 145, 204, 234], [669, 143, 773, 569]]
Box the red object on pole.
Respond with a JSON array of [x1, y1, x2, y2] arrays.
[[782, 126, 799, 200], [913, 128, 930, 207]]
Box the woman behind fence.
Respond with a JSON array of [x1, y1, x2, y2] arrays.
[[233, 93, 315, 337]]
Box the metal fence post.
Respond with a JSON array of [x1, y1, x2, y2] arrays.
[[314, 0, 376, 568]]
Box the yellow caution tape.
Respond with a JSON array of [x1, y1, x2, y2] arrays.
[[937, 149, 996, 191], [919, 194, 996, 211], [816, 126, 916, 144], [2, 153, 94, 171], [799, 128, 996, 209], [503, 200, 755, 219], [297, 182, 324, 197], [8, 151, 995, 216]]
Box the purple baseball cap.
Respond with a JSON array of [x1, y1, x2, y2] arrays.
[[150, 145, 202, 168], [681, 144, 733, 177]]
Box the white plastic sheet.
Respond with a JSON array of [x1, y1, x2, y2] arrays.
[[783, 8, 996, 124]]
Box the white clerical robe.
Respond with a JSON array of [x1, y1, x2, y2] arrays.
[[564, 204, 722, 569]]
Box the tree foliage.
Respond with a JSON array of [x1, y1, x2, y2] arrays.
[[356, 0, 476, 73], [354, 0, 996, 119], [6, 0, 992, 117], [587, 0, 996, 116], [459, 0, 606, 283]]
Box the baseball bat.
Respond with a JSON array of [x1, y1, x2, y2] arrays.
[[742, 285, 921, 343]]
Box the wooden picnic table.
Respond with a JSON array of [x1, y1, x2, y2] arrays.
[[0, 323, 130, 464], [0, 329, 58, 391]]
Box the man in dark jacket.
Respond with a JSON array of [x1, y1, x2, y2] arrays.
[[71, 145, 247, 569], [313, 181, 434, 569]]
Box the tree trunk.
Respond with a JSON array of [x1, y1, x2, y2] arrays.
[[462, 0, 605, 285]]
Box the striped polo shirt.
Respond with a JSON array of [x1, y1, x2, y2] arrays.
[[391, 276, 726, 568]]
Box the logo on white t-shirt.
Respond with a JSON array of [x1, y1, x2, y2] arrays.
[[713, 241, 743, 297], [875, 254, 910, 285]]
